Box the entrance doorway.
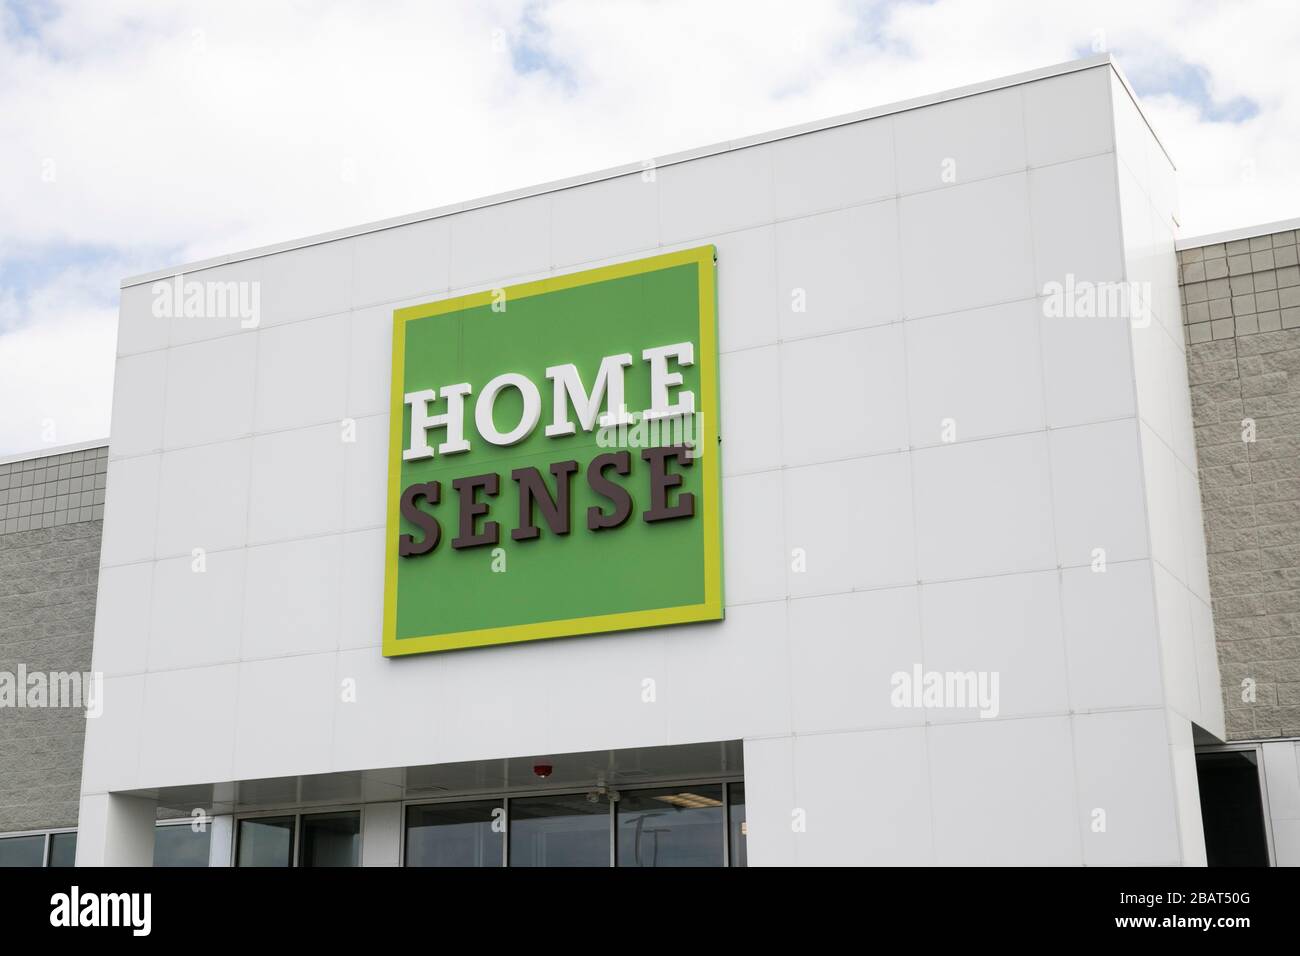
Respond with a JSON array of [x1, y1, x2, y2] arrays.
[[404, 780, 745, 867], [1196, 748, 1271, 866]]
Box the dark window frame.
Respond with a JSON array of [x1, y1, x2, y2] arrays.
[[0, 828, 77, 868], [232, 808, 365, 868]]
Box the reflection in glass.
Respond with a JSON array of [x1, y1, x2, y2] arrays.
[[617, 785, 724, 867], [0, 834, 45, 867], [509, 794, 610, 867], [406, 801, 503, 867], [48, 831, 77, 868], [728, 783, 746, 867], [300, 811, 360, 867], [237, 816, 295, 867], [154, 825, 211, 867]]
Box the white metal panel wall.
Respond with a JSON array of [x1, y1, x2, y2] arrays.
[[1113, 74, 1224, 740], [1112, 71, 1223, 866]]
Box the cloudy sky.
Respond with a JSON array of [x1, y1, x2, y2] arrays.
[[1, 0, 1296, 456]]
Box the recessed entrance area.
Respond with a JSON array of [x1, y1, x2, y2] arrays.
[[129, 740, 744, 867], [1196, 746, 1272, 867], [404, 780, 744, 867]]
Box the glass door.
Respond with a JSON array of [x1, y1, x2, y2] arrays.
[[616, 785, 725, 866], [508, 794, 610, 867], [236, 816, 296, 867]]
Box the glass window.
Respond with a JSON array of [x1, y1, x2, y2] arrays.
[[237, 816, 295, 867], [406, 801, 503, 867], [48, 832, 77, 868], [154, 825, 211, 867], [617, 785, 724, 867], [1197, 750, 1271, 866], [728, 783, 747, 867], [0, 835, 45, 868], [509, 794, 610, 867], [299, 811, 360, 867]]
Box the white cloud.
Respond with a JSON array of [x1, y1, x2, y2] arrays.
[[1, 0, 1298, 454], [0, 272, 116, 454]]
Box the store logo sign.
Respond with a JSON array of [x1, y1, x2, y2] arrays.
[[383, 246, 722, 655]]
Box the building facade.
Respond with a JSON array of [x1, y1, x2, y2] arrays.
[[0, 53, 1296, 866]]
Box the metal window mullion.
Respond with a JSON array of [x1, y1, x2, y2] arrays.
[[722, 782, 731, 868], [356, 806, 365, 868], [398, 804, 406, 868], [609, 794, 616, 868], [502, 797, 510, 868], [1253, 743, 1278, 867]]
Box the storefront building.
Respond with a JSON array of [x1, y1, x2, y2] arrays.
[[2, 53, 1298, 865]]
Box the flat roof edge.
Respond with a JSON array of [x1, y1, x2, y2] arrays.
[[120, 53, 1124, 290], [1177, 215, 1300, 250], [0, 437, 109, 467], [1106, 57, 1177, 171]]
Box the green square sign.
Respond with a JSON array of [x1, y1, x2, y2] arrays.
[[383, 246, 723, 655]]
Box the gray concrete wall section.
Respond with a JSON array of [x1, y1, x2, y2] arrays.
[[1, 445, 107, 533], [1181, 230, 1300, 739], [0, 445, 106, 832]]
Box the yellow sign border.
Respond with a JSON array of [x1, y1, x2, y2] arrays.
[[382, 245, 722, 657]]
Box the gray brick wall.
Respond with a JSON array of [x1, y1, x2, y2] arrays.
[[0, 445, 106, 833], [1181, 229, 1300, 739]]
